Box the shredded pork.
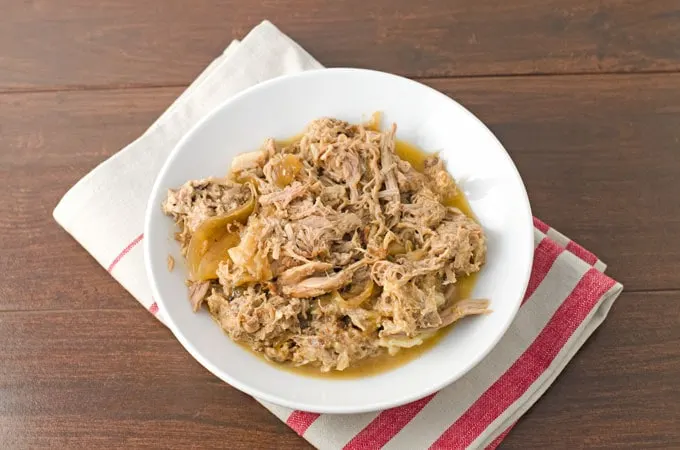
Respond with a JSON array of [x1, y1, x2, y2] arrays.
[[162, 117, 488, 372]]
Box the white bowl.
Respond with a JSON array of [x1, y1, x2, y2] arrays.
[[144, 68, 533, 414]]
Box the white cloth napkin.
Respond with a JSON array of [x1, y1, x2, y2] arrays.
[[54, 20, 623, 449]]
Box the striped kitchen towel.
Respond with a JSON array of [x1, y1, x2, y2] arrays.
[[53, 20, 623, 449]]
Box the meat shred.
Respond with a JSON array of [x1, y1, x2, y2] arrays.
[[162, 117, 488, 372]]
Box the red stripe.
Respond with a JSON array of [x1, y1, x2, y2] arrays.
[[148, 302, 159, 315], [532, 217, 549, 233], [107, 233, 144, 272], [484, 422, 515, 450], [566, 241, 598, 266], [343, 393, 435, 450], [342, 236, 563, 448], [429, 269, 616, 449], [522, 238, 564, 304], [286, 411, 320, 435]]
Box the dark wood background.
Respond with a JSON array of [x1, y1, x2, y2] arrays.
[[1, 1, 679, 448]]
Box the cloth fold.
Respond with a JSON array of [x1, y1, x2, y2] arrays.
[[54, 20, 623, 450]]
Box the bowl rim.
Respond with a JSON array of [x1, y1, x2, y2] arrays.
[[143, 67, 534, 414]]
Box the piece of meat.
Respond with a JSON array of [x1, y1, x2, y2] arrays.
[[427, 299, 490, 330], [188, 280, 211, 312], [379, 125, 397, 188], [227, 216, 273, 283], [320, 147, 362, 201], [282, 211, 363, 261], [277, 261, 333, 285], [396, 159, 428, 193], [282, 269, 355, 298], [380, 124, 401, 219], [424, 155, 458, 200], [208, 285, 308, 343], [162, 179, 250, 236], [259, 182, 310, 208], [345, 308, 378, 332], [320, 184, 348, 207], [296, 214, 332, 229], [429, 212, 486, 276], [401, 188, 447, 228], [230, 149, 267, 172]]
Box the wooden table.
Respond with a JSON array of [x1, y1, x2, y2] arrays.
[[1, 1, 679, 448]]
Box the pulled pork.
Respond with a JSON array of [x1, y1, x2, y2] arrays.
[[162, 117, 488, 372]]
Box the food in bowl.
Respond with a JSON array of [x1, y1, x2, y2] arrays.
[[162, 116, 488, 373]]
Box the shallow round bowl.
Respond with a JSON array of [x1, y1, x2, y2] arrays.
[[144, 68, 533, 414]]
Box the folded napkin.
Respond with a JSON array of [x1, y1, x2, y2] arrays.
[[54, 20, 623, 450]]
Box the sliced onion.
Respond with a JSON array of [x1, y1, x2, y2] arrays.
[[187, 184, 256, 280], [333, 280, 375, 309]]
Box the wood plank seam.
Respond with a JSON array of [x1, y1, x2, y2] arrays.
[[3, 69, 680, 96]]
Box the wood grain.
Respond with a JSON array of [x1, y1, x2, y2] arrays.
[[1, 74, 678, 313], [501, 290, 680, 449], [426, 74, 680, 291], [0, 307, 309, 449], [0, 291, 676, 448], [0, 87, 183, 312], [1, 0, 680, 90], [2, 3, 680, 445]]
